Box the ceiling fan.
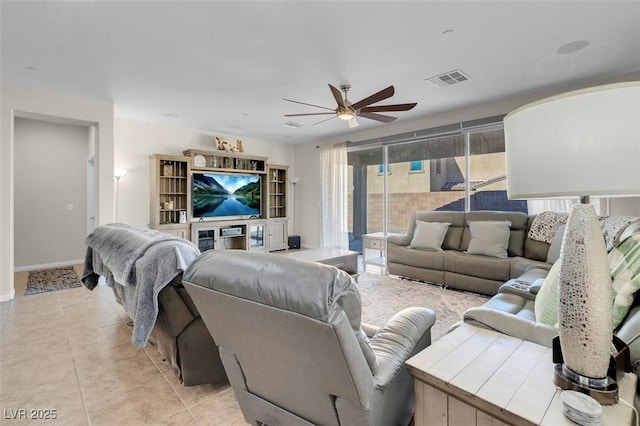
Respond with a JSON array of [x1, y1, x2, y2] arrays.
[[283, 84, 417, 128]]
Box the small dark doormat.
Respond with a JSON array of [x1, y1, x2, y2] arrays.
[[25, 266, 82, 295]]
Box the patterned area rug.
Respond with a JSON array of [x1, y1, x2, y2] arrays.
[[25, 266, 82, 295], [357, 272, 490, 341]]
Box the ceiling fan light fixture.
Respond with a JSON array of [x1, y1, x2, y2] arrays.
[[337, 108, 355, 120], [283, 83, 415, 126]]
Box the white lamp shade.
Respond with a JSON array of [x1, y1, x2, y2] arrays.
[[114, 168, 128, 178], [504, 82, 640, 199]]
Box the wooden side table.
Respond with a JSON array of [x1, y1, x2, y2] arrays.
[[406, 324, 636, 426], [362, 232, 398, 274]]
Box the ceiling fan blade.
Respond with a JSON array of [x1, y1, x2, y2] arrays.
[[284, 112, 335, 117], [350, 86, 395, 111], [348, 117, 359, 128], [282, 98, 335, 111], [360, 103, 417, 113], [329, 84, 346, 108], [358, 112, 397, 123], [312, 116, 337, 126]]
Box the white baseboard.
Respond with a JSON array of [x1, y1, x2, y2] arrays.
[[14, 259, 84, 273], [0, 288, 16, 302]]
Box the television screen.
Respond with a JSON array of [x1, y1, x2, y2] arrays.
[[192, 172, 261, 220]]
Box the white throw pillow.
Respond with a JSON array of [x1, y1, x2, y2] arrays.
[[409, 221, 451, 251], [466, 220, 512, 259]]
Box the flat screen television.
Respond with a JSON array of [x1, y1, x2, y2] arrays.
[[192, 172, 261, 220]]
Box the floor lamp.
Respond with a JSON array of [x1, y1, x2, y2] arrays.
[[290, 177, 300, 232], [114, 168, 127, 222], [504, 81, 640, 404]]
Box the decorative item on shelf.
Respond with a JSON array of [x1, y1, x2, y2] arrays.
[[193, 154, 206, 168], [235, 139, 244, 152], [162, 163, 173, 176], [504, 81, 640, 405], [216, 136, 232, 152], [250, 160, 257, 170], [272, 170, 278, 181], [179, 211, 187, 224]]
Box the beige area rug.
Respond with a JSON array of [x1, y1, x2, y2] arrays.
[[25, 266, 82, 295], [357, 272, 490, 341]]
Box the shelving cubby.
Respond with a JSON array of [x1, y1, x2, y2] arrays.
[[149, 154, 191, 238], [267, 165, 288, 219], [266, 164, 289, 250]]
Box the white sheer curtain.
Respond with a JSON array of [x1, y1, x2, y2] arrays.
[[527, 199, 576, 214], [527, 198, 606, 215], [320, 142, 349, 249]]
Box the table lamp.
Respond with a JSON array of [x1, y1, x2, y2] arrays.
[[504, 81, 640, 403]]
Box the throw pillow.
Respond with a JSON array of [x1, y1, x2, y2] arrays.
[[528, 211, 569, 244], [610, 233, 640, 328], [534, 261, 561, 327], [466, 221, 512, 259], [546, 224, 566, 264], [600, 216, 640, 252], [409, 221, 451, 251]]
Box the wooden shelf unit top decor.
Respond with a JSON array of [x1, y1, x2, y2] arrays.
[[183, 148, 267, 174]]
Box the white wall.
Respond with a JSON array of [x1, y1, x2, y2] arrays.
[[14, 118, 89, 268], [114, 117, 295, 228], [294, 72, 640, 248], [0, 85, 114, 301], [610, 198, 640, 216]]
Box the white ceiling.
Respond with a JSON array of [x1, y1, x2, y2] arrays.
[[2, 1, 639, 144]]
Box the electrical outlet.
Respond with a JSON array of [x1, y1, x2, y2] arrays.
[[67, 204, 74, 211]]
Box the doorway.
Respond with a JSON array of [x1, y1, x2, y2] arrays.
[[13, 115, 97, 277]]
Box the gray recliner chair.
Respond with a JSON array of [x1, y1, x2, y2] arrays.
[[183, 250, 436, 426]]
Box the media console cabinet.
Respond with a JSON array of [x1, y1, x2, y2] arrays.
[[149, 149, 290, 252]]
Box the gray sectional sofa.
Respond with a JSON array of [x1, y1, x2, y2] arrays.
[[387, 210, 552, 296]]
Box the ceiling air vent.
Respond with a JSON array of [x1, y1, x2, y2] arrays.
[[281, 121, 304, 128], [426, 69, 470, 88]]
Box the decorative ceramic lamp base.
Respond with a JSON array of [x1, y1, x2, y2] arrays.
[[556, 204, 615, 402], [552, 336, 631, 405]]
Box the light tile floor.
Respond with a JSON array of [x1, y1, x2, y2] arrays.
[[1, 266, 245, 425]]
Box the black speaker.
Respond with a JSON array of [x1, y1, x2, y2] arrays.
[[288, 235, 301, 249]]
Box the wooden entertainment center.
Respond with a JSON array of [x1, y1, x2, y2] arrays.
[[149, 149, 289, 252]]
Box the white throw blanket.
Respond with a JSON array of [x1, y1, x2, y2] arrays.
[[81, 224, 200, 347]]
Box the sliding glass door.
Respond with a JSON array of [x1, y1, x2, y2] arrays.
[[347, 122, 527, 252], [347, 146, 383, 253], [386, 134, 466, 232]]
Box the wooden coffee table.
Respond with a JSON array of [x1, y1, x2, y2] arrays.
[[282, 248, 359, 275]]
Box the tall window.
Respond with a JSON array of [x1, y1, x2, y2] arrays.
[[468, 128, 527, 212], [347, 122, 527, 252]]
